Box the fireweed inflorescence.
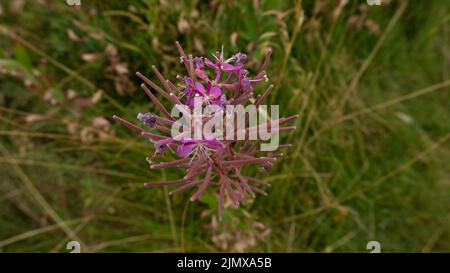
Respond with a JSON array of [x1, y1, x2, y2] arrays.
[[113, 42, 297, 220]]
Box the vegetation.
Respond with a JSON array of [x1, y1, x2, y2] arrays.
[[0, 0, 449, 252]]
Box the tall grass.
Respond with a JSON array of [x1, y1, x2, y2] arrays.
[[0, 0, 449, 252]]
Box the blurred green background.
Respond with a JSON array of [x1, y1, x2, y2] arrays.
[[0, 0, 449, 252]]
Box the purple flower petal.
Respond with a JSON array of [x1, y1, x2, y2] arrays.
[[195, 68, 208, 81], [221, 63, 242, 72], [204, 58, 217, 69], [187, 97, 195, 108], [177, 142, 196, 157], [193, 57, 204, 69], [183, 76, 193, 86], [232, 53, 247, 65], [203, 138, 224, 151], [137, 112, 157, 128], [195, 82, 206, 94], [185, 86, 193, 96], [154, 138, 172, 154], [208, 86, 222, 98]]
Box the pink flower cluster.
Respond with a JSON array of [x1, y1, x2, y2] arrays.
[[113, 42, 296, 220]]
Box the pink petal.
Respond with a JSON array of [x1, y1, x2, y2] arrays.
[[195, 82, 206, 94], [185, 87, 193, 96], [187, 97, 194, 107], [204, 58, 217, 69], [177, 142, 196, 157], [204, 139, 224, 150], [209, 86, 222, 98], [221, 63, 242, 71], [195, 68, 208, 81]]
